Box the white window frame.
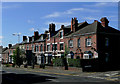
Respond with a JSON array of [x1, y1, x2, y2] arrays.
[[47, 44, 50, 51], [60, 30, 63, 39], [69, 40, 73, 48], [86, 38, 92, 47], [83, 54, 89, 59]]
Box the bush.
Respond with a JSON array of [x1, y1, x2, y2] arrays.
[[68, 58, 81, 67], [6, 64, 10, 67], [12, 64, 15, 67], [53, 58, 64, 67], [40, 64, 45, 69]]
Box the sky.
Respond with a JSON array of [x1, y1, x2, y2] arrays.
[[1, 2, 119, 47]]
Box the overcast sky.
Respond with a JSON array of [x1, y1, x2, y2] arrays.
[[1, 2, 119, 47]]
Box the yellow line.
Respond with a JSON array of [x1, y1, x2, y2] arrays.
[[25, 69, 71, 76]]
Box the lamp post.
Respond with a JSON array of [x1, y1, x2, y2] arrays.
[[12, 33, 21, 43]]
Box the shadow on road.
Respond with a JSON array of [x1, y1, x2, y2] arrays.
[[2, 72, 56, 84]]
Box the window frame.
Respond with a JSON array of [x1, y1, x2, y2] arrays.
[[68, 40, 73, 48], [86, 38, 92, 47]]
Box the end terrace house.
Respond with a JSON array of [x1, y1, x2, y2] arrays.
[[45, 17, 120, 68], [19, 17, 120, 68]]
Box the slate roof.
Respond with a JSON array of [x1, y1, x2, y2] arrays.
[[10, 44, 20, 49], [53, 22, 87, 38], [65, 21, 97, 37]]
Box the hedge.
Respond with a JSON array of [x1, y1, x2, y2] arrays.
[[52, 58, 64, 67], [68, 58, 81, 67], [53, 58, 81, 67]]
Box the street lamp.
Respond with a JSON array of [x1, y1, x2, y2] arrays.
[[12, 33, 21, 43]]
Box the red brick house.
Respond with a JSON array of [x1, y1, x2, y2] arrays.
[[12, 17, 120, 69]]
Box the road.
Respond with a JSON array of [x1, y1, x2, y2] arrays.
[[1, 67, 120, 84]]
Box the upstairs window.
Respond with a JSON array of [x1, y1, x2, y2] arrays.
[[86, 38, 91, 47], [78, 39, 80, 47], [32, 45, 34, 52], [27, 45, 29, 50], [52, 44, 57, 51], [68, 40, 73, 48], [35, 45, 39, 52], [60, 43, 63, 50], [60, 30, 63, 39], [40, 44, 43, 51], [47, 33, 50, 40], [47, 45, 50, 51], [105, 38, 109, 47]]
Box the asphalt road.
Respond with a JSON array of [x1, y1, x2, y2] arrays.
[[1, 67, 119, 84]]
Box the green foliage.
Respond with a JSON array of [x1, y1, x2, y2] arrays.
[[68, 58, 81, 67], [5, 64, 10, 67], [53, 58, 64, 67], [12, 47, 24, 67], [64, 45, 70, 58]]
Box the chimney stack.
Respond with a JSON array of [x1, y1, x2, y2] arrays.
[[23, 36, 27, 42], [61, 25, 64, 29], [8, 44, 12, 49], [100, 17, 109, 27], [49, 23, 55, 33], [34, 31, 39, 41], [29, 37, 32, 42], [71, 17, 78, 32]]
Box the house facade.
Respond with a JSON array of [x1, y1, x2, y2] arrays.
[[3, 17, 120, 69]]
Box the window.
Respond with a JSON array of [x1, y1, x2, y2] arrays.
[[32, 45, 34, 52], [105, 38, 109, 47], [40, 36, 43, 40], [27, 45, 29, 50], [68, 40, 73, 47], [52, 44, 57, 51], [86, 38, 91, 47], [60, 44, 63, 50], [60, 30, 63, 38], [47, 33, 50, 40], [35, 45, 39, 52], [40, 44, 43, 51], [32, 37, 34, 41], [47, 45, 50, 51], [83, 54, 89, 59], [78, 39, 80, 47]]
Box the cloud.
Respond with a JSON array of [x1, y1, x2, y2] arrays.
[[45, 8, 100, 18], [29, 28, 35, 31], [45, 12, 60, 18], [0, 36, 3, 39], [84, 2, 117, 7], [2, 4, 21, 9], [83, 17, 97, 20], [27, 20, 34, 24]]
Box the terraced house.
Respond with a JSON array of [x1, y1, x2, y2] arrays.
[[3, 17, 120, 69]]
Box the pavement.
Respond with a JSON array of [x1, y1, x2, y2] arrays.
[[2, 65, 120, 82]]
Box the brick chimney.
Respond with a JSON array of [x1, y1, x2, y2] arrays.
[[100, 17, 109, 27], [29, 37, 32, 42], [71, 17, 78, 32], [61, 25, 64, 29], [34, 31, 39, 41], [23, 36, 27, 42], [8, 44, 12, 49], [49, 23, 55, 33]]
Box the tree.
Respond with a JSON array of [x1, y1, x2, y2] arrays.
[[63, 44, 70, 70], [64, 45, 70, 58], [12, 47, 25, 67]]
